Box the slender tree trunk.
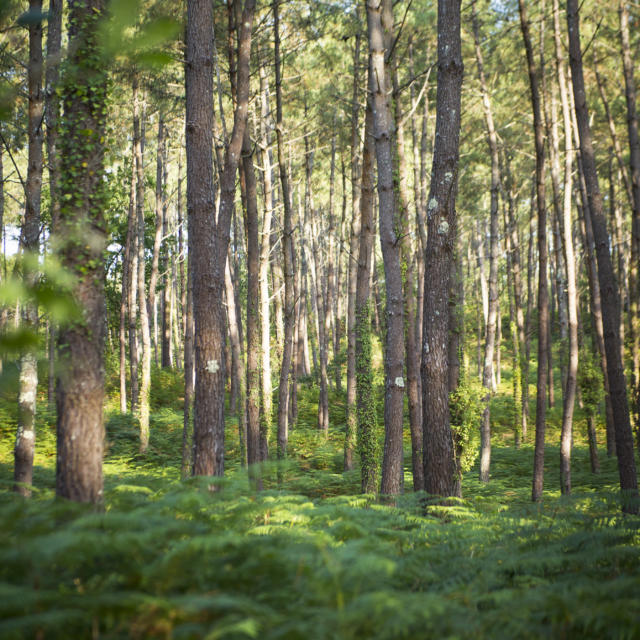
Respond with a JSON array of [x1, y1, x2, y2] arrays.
[[15, 0, 44, 497], [127, 144, 139, 414], [258, 63, 273, 460], [619, 0, 640, 440], [56, 0, 108, 503], [366, 0, 405, 496], [553, 0, 578, 495], [345, 29, 362, 470], [391, 55, 422, 494], [567, 0, 638, 511], [274, 0, 295, 465], [160, 124, 172, 369], [181, 242, 194, 479], [134, 80, 151, 453], [119, 153, 136, 414], [472, 2, 500, 484], [519, 0, 549, 503], [356, 97, 377, 494], [45, 0, 62, 412], [421, 0, 463, 498]]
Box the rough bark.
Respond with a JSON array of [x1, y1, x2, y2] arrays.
[[567, 0, 638, 511], [421, 0, 463, 498], [56, 0, 108, 503], [366, 0, 405, 496]]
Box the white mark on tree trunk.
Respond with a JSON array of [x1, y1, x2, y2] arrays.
[[394, 376, 404, 388], [206, 359, 220, 374]]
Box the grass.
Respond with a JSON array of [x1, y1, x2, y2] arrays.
[[0, 359, 639, 639]]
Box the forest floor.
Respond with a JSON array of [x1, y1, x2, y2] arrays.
[[0, 363, 639, 639]]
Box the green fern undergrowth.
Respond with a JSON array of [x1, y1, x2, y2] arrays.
[[0, 369, 639, 639]]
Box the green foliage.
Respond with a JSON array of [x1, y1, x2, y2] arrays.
[[449, 372, 484, 473]]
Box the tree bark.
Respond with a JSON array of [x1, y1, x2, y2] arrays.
[[421, 0, 463, 498], [618, 0, 640, 441], [567, 0, 638, 511], [274, 0, 295, 465], [56, 0, 108, 503], [366, 0, 405, 496], [518, 0, 549, 504], [14, 0, 44, 497]]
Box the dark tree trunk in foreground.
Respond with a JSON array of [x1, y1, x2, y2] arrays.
[[15, 0, 44, 497], [422, 0, 463, 498], [366, 0, 405, 496], [56, 0, 108, 503], [186, 0, 255, 478], [519, 0, 549, 504], [567, 0, 638, 512]]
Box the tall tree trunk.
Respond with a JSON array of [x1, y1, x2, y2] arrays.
[[186, 0, 256, 478], [160, 124, 172, 369], [45, 0, 62, 411], [519, 0, 549, 503], [391, 54, 422, 494], [366, 0, 405, 496], [181, 241, 194, 478], [421, 0, 463, 498], [56, 0, 107, 502], [134, 79, 151, 453], [619, 0, 640, 440], [225, 254, 247, 466], [14, 0, 44, 497], [242, 125, 261, 480], [345, 28, 362, 472], [553, 0, 578, 495], [119, 152, 136, 413], [472, 1, 500, 484], [258, 63, 273, 460], [356, 97, 377, 494], [567, 0, 638, 511], [274, 0, 295, 465]]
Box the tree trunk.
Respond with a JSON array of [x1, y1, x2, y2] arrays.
[[567, 0, 638, 512], [160, 123, 172, 369], [421, 0, 463, 498], [472, 2, 500, 484], [56, 0, 108, 503], [553, 0, 578, 495], [134, 79, 151, 453], [186, 0, 256, 478], [366, 0, 404, 497], [618, 0, 640, 442], [274, 0, 295, 466], [356, 97, 377, 494], [518, 0, 549, 504], [15, 0, 43, 496]]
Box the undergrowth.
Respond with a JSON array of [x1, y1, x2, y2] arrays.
[[0, 363, 639, 638]]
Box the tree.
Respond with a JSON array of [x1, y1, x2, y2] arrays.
[[366, 0, 405, 496], [421, 0, 463, 498], [14, 0, 43, 497], [567, 0, 638, 512], [56, 0, 109, 503], [185, 0, 256, 478]]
